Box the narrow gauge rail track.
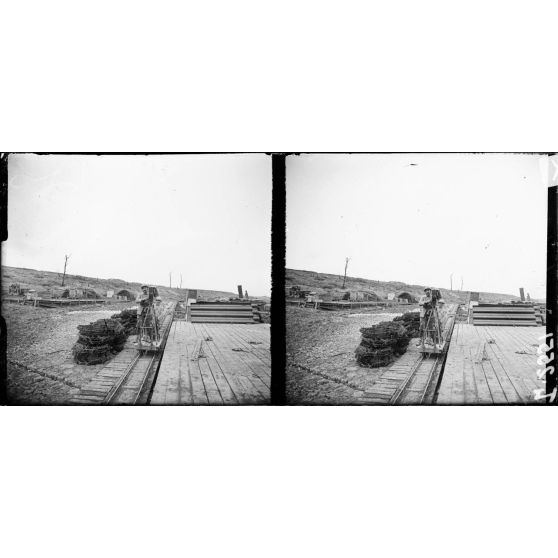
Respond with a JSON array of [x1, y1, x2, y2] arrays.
[[390, 306, 458, 405], [104, 304, 176, 405], [103, 352, 156, 405], [70, 302, 176, 405]]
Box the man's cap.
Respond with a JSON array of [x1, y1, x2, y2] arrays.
[[141, 285, 148, 289], [424, 287, 432, 292]]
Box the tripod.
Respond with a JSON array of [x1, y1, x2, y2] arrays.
[[137, 301, 160, 350], [420, 305, 443, 353]]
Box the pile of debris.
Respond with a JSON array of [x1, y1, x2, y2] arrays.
[[111, 309, 138, 335], [72, 318, 127, 365], [393, 311, 420, 337], [174, 302, 187, 320], [355, 321, 411, 368]]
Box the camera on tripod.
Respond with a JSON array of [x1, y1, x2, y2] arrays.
[[147, 286, 159, 302], [140, 286, 160, 308], [430, 289, 441, 306]]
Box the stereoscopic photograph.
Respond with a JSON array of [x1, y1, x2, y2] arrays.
[[286, 153, 548, 405], [3, 153, 271, 405]]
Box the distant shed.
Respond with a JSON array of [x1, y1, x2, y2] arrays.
[[62, 287, 100, 299], [397, 292, 417, 303], [82, 288, 100, 299], [116, 289, 136, 301], [349, 290, 381, 301]]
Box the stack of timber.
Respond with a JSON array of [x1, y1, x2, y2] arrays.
[[471, 303, 538, 326], [174, 302, 187, 320], [534, 304, 546, 325], [318, 300, 391, 311], [35, 298, 106, 308], [189, 301, 260, 324]]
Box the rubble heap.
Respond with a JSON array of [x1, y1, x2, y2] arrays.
[[355, 321, 411, 368], [111, 309, 138, 335], [393, 312, 420, 337], [174, 302, 187, 320], [72, 318, 127, 365]]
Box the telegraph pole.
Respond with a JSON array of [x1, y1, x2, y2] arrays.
[[342, 257, 350, 289], [61, 254, 70, 286]]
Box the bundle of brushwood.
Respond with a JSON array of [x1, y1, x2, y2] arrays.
[[73, 318, 127, 364], [393, 312, 420, 337], [111, 309, 138, 335], [355, 321, 411, 368]]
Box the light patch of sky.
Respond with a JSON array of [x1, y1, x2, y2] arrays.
[[5, 154, 271, 296], [287, 153, 546, 299]]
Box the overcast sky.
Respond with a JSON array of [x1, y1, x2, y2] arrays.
[[5, 154, 271, 296], [287, 153, 547, 299]]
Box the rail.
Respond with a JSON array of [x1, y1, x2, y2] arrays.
[[390, 305, 458, 405], [103, 302, 176, 405]]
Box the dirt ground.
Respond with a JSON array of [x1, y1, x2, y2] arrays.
[[286, 305, 414, 404], [3, 301, 136, 405]]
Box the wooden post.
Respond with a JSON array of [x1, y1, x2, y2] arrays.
[[342, 258, 349, 289], [519, 287, 525, 302], [237, 285, 243, 299], [61, 254, 70, 286]]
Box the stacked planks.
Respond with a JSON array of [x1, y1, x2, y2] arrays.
[[472, 303, 538, 326], [189, 301, 259, 324], [534, 304, 546, 325]]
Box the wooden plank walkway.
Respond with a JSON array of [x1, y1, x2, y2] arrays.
[[69, 348, 140, 404], [358, 345, 425, 404], [69, 303, 176, 405], [356, 305, 457, 405], [436, 324, 545, 404], [150, 322, 270, 405]]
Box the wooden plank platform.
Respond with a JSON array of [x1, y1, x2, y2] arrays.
[[472, 304, 538, 326], [150, 322, 270, 405], [436, 324, 545, 404]]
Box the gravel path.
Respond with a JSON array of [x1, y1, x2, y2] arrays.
[[286, 305, 412, 404], [3, 302, 136, 404]]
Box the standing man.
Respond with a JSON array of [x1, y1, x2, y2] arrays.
[[135, 285, 150, 344], [417, 287, 433, 346]]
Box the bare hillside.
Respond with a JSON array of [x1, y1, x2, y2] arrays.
[[2, 266, 236, 301], [286, 268, 520, 304]]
